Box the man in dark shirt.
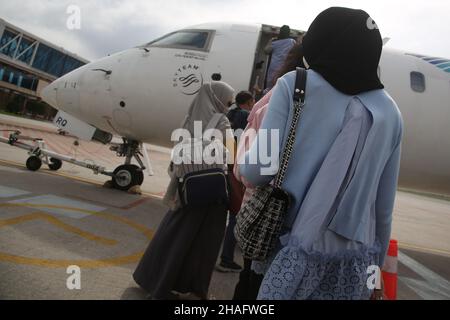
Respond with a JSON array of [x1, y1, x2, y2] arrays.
[[227, 91, 254, 130], [216, 91, 255, 273]]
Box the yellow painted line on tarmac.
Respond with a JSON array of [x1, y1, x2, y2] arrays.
[[0, 158, 29, 169], [398, 242, 450, 257], [0, 158, 107, 188], [0, 203, 154, 240], [0, 203, 154, 268], [0, 251, 146, 268], [0, 212, 117, 246], [398, 187, 450, 202], [0, 158, 164, 200], [95, 211, 154, 240]]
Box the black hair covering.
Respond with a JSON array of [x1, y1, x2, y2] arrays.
[[278, 25, 291, 39], [302, 7, 384, 95]]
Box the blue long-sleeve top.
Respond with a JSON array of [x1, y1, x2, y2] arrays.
[[266, 38, 296, 89], [239, 69, 403, 266]]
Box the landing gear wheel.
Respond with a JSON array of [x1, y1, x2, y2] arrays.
[[26, 156, 42, 171], [48, 158, 63, 171], [112, 164, 144, 191]]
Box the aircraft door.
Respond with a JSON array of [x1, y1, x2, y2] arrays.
[[203, 25, 259, 92]]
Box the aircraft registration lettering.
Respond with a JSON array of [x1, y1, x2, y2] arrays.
[[175, 51, 207, 61]]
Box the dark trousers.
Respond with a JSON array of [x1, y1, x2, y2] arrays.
[[133, 204, 227, 300], [232, 258, 264, 300], [220, 213, 237, 263]]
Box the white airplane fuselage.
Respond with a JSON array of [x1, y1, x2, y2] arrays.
[[41, 22, 450, 196]]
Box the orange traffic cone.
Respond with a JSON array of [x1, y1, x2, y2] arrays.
[[382, 239, 398, 300]]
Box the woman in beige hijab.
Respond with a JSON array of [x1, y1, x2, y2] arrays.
[[163, 81, 235, 210], [134, 81, 235, 300]]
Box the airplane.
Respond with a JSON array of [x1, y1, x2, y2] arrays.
[[37, 22, 450, 195]]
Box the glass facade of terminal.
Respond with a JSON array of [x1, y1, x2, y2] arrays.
[[0, 28, 86, 79], [31, 43, 84, 77], [0, 62, 39, 91], [0, 30, 18, 58]]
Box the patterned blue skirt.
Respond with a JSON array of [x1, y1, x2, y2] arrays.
[[256, 242, 380, 300]]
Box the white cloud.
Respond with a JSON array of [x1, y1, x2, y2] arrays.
[[0, 0, 449, 60]]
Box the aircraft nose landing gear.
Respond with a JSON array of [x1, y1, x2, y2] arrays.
[[112, 164, 144, 191], [110, 138, 148, 192]]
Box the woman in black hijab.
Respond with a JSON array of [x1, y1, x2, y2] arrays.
[[301, 6, 384, 94], [239, 7, 403, 300]]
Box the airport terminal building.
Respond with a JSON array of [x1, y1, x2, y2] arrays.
[[0, 18, 88, 118]]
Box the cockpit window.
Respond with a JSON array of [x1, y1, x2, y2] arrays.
[[146, 30, 214, 51]]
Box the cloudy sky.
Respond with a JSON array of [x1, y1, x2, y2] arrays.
[[0, 0, 448, 61]]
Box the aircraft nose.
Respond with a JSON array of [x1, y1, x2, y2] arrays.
[[40, 80, 59, 108]]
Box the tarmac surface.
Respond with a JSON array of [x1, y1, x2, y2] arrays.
[[0, 114, 449, 300]]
